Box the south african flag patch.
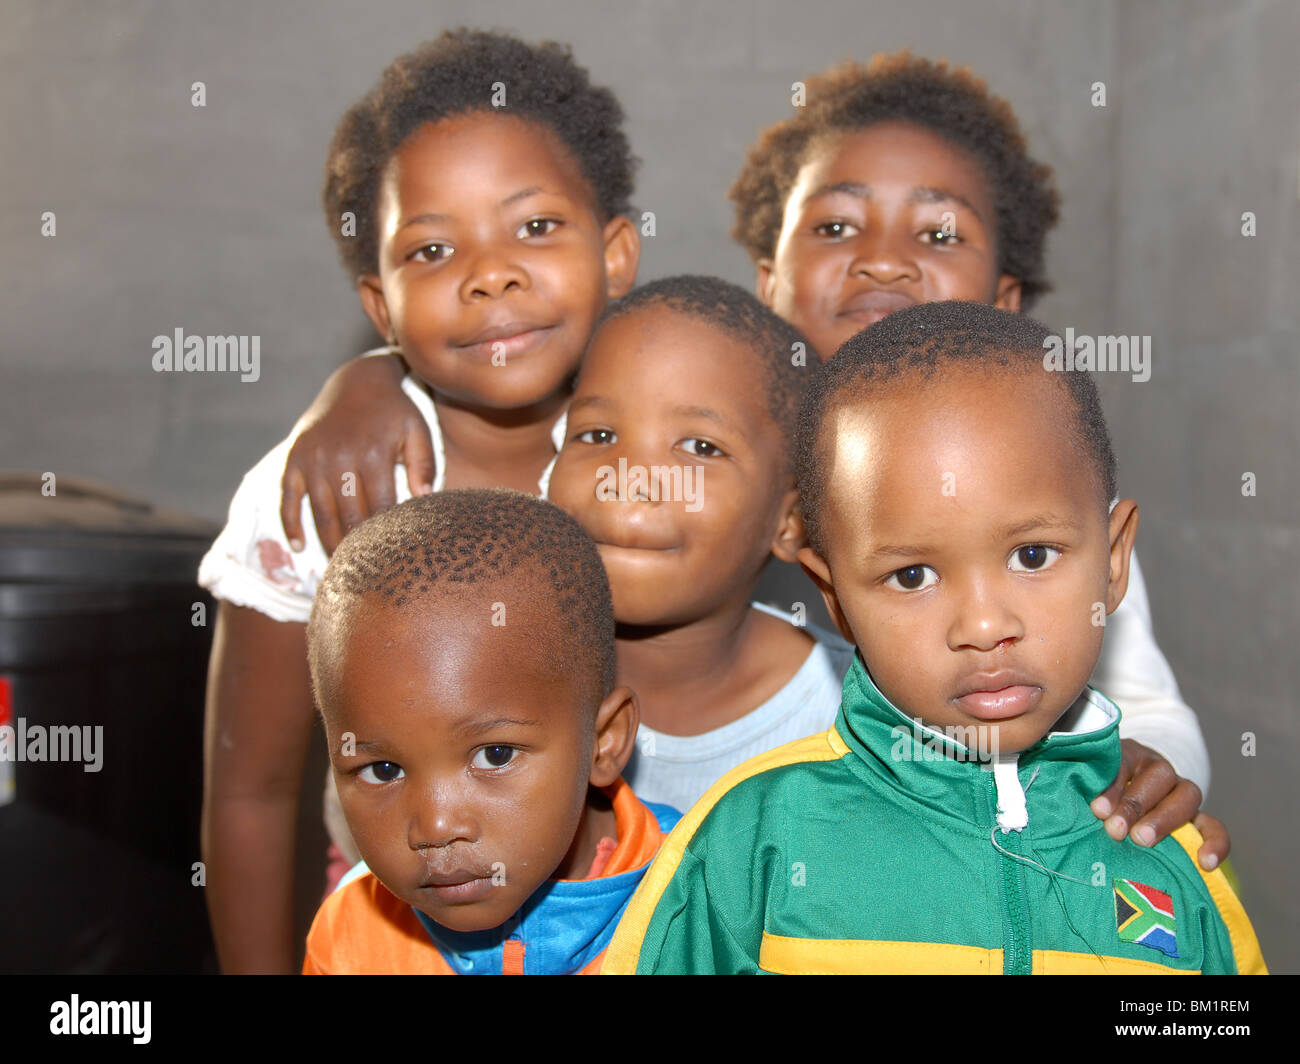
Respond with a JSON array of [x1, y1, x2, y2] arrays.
[[1114, 879, 1178, 958]]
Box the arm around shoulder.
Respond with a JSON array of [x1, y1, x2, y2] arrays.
[[280, 351, 434, 554]]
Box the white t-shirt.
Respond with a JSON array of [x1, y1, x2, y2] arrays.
[[197, 374, 568, 621], [624, 603, 856, 813]]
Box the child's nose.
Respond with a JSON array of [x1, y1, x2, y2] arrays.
[[848, 224, 919, 284], [606, 439, 673, 505], [406, 780, 478, 849], [459, 244, 527, 301], [945, 575, 1025, 653]]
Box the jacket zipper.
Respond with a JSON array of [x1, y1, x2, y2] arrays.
[[990, 772, 1032, 974]]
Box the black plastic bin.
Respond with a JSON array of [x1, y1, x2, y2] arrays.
[[0, 473, 219, 973]]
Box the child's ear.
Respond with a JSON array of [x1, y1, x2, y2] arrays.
[[357, 275, 394, 342], [993, 274, 1023, 313], [795, 545, 857, 645], [1104, 499, 1140, 615], [588, 685, 639, 788], [755, 259, 777, 308], [602, 216, 641, 300], [769, 489, 807, 563]]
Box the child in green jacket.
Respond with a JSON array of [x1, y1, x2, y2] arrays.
[[605, 302, 1266, 975]]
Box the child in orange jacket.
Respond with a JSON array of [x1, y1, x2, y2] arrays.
[[301, 490, 677, 974]]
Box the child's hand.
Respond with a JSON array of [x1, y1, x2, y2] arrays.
[[1090, 739, 1230, 871], [279, 353, 435, 554]]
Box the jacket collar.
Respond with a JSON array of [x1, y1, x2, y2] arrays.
[[414, 778, 672, 974], [833, 652, 1122, 839]]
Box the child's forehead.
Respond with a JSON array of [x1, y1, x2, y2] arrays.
[[407, 108, 560, 147], [797, 121, 994, 207], [577, 307, 789, 457], [335, 579, 547, 655], [330, 586, 578, 698], [585, 306, 766, 397], [824, 368, 1092, 509], [384, 112, 592, 200], [830, 365, 1055, 445]]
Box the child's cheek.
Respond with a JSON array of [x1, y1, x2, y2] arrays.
[[1035, 579, 1107, 689]]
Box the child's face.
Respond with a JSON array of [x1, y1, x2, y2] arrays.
[[799, 368, 1137, 754], [548, 308, 797, 626], [758, 121, 1022, 360], [319, 594, 600, 933], [359, 112, 637, 410]]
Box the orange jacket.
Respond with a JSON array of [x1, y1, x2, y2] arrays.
[[304, 778, 678, 974]]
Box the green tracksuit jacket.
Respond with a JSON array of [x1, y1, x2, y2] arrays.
[[605, 654, 1266, 975]]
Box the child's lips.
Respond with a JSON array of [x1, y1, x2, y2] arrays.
[[597, 536, 680, 554], [837, 290, 915, 327], [584, 509, 680, 551], [457, 320, 556, 357], [591, 522, 681, 552], [952, 680, 1042, 721], [419, 871, 496, 904]]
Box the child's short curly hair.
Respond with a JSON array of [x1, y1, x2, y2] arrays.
[[310, 489, 616, 711], [323, 28, 637, 279], [795, 301, 1116, 557], [729, 52, 1061, 309]]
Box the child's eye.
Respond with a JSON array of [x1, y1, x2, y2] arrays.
[[1008, 545, 1060, 572], [681, 438, 725, 458], [576, 428, 616, 445], [518, 218, 561, 238], [358, 761, 404, 784], [920, 227, 960, 245], [813, 220, 857, 239], [471, 745, 518, 770], [884, 565, 938, 591], [409, 243, 453, 263]]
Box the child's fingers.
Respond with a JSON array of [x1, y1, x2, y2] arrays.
[[359, 452, 398, 516], [401, 418, 437, 497], [335, 471, 379, 543], [1192, 811, 1231, 871], [280, 465, 309, 551], [1091, 740, 1186, 842], [1088, 737, 1151, 821], [307, 472, 347, 556], [1123, 777, 1203, 848]]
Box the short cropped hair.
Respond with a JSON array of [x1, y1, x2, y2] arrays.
[[597, 275, 811, 461], [795, 301, 1117, 555], [308, 489, 616, 708], [729, 51, 1061, 310], [323, 28, 637, 278]]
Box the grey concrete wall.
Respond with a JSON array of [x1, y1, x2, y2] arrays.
[[1, 0, 1294, 970], [1104, 0, 1300, 975]]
